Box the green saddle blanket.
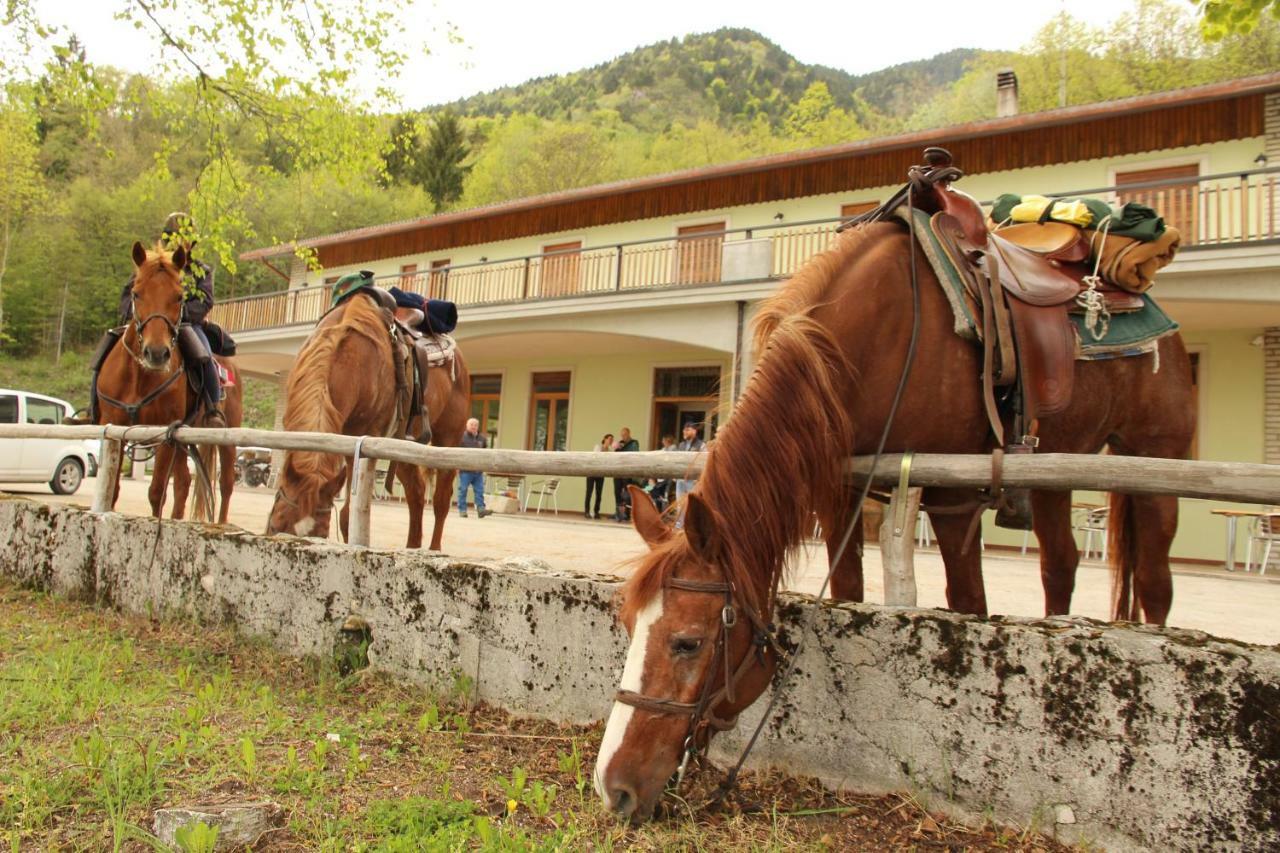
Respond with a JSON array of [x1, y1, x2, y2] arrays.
[[895, 207, 1179, 360]]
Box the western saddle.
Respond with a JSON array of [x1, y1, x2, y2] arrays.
[[846, 148, 1150, 529]]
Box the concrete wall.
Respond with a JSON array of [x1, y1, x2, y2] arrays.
[[2, 496, 1276, 852]]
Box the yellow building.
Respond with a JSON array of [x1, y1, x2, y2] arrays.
[[221, 73, 1280, 563]]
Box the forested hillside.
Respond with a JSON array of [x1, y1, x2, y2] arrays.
[[0, 0, 1276, 362]]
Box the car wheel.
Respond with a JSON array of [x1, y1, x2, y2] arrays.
[[50, 458, 84, 495]]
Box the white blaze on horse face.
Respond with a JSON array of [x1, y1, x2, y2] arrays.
[[594, 593, 664, 805], [295, 515, 315, 536]]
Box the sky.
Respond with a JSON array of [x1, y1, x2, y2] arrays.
[[12, 0, 1136, 110]]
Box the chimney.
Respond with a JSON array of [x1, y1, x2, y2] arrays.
[[996, 69, 1019, 118]]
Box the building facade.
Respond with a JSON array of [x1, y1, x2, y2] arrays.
[[221, 73, 1280, 562]]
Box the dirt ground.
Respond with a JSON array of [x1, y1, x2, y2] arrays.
[[6, 475, 1280, 646]]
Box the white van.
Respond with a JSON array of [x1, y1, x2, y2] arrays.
[[0, 389, 99, 494]]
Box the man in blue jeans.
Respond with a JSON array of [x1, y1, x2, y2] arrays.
[[458, 418, 492, 518]]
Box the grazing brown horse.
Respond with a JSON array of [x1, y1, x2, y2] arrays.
[[265, 290, 470, 549], [593, 215, 1195, 821], [97, 242, 244, 521]]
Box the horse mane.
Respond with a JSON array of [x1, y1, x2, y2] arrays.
[[280, 294, 389, 515], [135, 243, 184, 287], [621, 225, 880, 623]]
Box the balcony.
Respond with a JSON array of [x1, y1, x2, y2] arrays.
[[213, 167, 1279, 335]]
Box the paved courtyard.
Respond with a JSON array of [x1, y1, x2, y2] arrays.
[[5, 476, 1278, 646]]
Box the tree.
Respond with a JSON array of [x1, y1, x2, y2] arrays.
[[0, 96, 46, 344], [1, 0, 432, 271], [382, 114, 423, 188], [419, 113, 471, 213], [1198, 0, 1280, 40]]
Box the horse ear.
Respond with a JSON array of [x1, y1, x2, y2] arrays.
[[628, 485, 670, 548], [171, 245, 188, 272], [683, 492, 722, 560], [131, 241, 147, 268]]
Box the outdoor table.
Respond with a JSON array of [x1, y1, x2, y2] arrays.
[[1210, 508, 1273, 571]]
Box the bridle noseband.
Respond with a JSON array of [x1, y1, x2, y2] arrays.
[[613, 574, 783, 786]]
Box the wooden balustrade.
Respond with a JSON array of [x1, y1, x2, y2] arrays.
[[210, 173, 1277, 335]]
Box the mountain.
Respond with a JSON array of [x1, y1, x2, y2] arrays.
[[441, 29, 979, 130]]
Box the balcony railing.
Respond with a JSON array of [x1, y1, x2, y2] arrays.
[[212, 167, 1280, 334]]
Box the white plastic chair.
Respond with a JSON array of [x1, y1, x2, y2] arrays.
[[1072, 506, 1109, 561], [1244, 513, 1280, 575], [524, 478, 560, 515]]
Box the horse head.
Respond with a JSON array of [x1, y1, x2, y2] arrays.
[[265, 454, 345, 538], [129, 241, 188, 371], [594, 485, 779, 824]]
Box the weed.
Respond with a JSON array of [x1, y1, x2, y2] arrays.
[[174, 821, 220, 853]]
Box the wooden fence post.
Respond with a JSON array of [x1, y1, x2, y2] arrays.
[[91, 438, 123, 514], [880, 486, 922, 606], [348, 456, 377, 547]]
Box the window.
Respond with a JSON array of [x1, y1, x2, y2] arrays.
[[428, 258, 450, 299], [0, 395, 17, 425], [528, 371, 570, 451], [676, 222, 725, 284], [540, 241, 582, 297], [1115, 164, 1199, 242], [470, 374, 502, 446], [399, 263, 419, 292], [651, 366, 721, 448], [841, 201, 879, 219], [26, 398, 63, 426]]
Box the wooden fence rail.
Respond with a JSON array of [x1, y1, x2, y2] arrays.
[[3, 424, 1279, 505]]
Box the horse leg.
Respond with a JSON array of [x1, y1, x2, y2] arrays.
[[338, 459, 353, 543], [171, 452, 191, 520], [218, 445, 235, 524], [819, 489, 864, 602], [397, 464, 427, 549], [1120, 493, 1177, 625], [924, 488, 988, 616], [429, 469, 457, 550], [1031, 490, 1079, 616], [148, 445, 173, 518]]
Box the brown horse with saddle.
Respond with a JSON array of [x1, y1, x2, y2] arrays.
[[594, 148, 1194, 822], [266, 273, 470, 549], [94, 241, 245, 522]]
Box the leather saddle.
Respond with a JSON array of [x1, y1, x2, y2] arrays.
[[901, 152, 1145, 428]]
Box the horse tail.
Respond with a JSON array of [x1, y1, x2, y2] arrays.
[[193, 442, 217, 522], [1108, 492, 1141, 622]]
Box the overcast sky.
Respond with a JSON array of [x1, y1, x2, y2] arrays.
[[14, 0, 1133, 110]]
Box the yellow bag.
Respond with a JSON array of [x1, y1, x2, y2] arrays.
[[1007, 195, 1094, 228]]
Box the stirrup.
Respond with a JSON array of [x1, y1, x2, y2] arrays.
[[203, 407, 227, 428]]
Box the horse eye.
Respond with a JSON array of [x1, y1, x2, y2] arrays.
[[670, 636, 703, 657]]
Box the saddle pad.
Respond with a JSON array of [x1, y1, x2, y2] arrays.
[[894, 206, 1178, 362], [1072, 295, 1179, 361]]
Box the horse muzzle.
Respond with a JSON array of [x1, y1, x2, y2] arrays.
[[141, 344, 172, 370]]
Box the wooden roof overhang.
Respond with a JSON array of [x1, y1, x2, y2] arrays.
[[242, 74, 1278, 269]]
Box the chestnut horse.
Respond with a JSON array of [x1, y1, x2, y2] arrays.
[[97, 242, 243, 521], [593, 218, 1195, 821], [265, 290, 470, 548]]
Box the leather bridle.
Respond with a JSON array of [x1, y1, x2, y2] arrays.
[[99, 296, 185, 425], [613, 574, 783, 786]]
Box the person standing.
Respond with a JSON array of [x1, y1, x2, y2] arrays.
[[585, 433, 612, 520], [457, 418, 492, 518], [675, 422, 706, 505], [612, 426, 640, 522]]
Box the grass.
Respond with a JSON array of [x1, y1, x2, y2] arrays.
[[0, 581, 1070, 851], [0, 350, 278, 429]]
